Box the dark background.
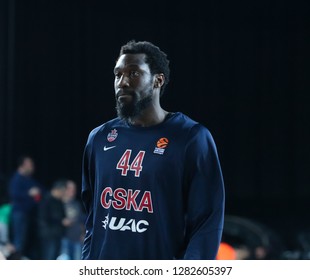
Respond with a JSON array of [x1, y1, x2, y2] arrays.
[[1, 0, 309, 251]]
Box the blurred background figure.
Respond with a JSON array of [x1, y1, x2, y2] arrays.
[[38, 180, 67, 260], [220, 215, 286, 260], [0, 184, 11, 246], [8, 155, 43, 259], [0, 191, 18, 259], [0, 203, 11, 246], [58, 179, 85, 260], [0, 180, 21, 260]]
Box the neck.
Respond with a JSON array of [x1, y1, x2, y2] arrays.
[[128, 105, 168, 127]]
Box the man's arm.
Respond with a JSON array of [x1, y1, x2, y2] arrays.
[[183, 125, 225, 260], [81, 132, 95, 260], [81, 189, 94, 260]]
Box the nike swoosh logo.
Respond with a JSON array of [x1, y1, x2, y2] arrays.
[[103, 145, 116, 151]]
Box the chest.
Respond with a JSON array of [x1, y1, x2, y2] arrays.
[[92, 128, 186, 180]]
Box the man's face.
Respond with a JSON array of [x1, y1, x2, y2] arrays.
[[23, 158, 35, 175], [65, 180, 76, 200], [114, 53, 154, 120]]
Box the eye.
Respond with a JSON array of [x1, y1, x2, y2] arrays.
[[130, 71, 140, 78], [114, 72, 121, 79]]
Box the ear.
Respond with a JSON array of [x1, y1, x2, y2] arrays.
[[154, 74, 165, 88]]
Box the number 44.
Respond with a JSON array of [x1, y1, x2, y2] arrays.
[[116, 149, 145, 177]]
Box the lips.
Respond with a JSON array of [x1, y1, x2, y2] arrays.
[[116, 90, 134, 101]]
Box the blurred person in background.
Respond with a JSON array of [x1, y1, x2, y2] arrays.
[[59, 179, 85, 260], [0, 182, 11, 246], [0, 180, 21, 260], [0, 202, 11, 246], [38, 179, 67, 260], [8, 155, 43, 259]]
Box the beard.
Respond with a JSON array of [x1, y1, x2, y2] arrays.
[[116, 90, 153, 121]]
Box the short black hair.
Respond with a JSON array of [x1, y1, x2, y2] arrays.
[[51, 179, 67, 191], [118, 40, 170, 96], [16, 155, 33, 168]]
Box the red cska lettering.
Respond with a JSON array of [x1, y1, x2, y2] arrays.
[[100, 187, 153, 213]]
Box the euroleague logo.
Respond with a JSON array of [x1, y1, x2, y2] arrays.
[[107, 129, 118, 142], [154, 137, 169, 155]]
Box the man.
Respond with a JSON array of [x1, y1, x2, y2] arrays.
[[59, 179, 85, 260], [81, 40, 225, 259], [38, 180, 67, 260], [8, 155, 42, 258]]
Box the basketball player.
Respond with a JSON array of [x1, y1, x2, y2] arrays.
[[81, 40, 225, 259]]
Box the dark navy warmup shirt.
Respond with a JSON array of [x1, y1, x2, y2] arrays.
[[81, 112, 225, 260]]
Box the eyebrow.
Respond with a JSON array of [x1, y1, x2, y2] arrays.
[[113, 64, 144, 74], [114, 64, 140, 70]]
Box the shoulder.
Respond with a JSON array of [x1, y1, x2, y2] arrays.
[[9, 171, 20, 181], [169, 112, 198, 128], [9, 172, 28, 186], [171, 112, 212, 139], [171, 113, 219, 156]]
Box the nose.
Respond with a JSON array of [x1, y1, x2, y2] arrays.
[[116, 74, 130, 88]]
